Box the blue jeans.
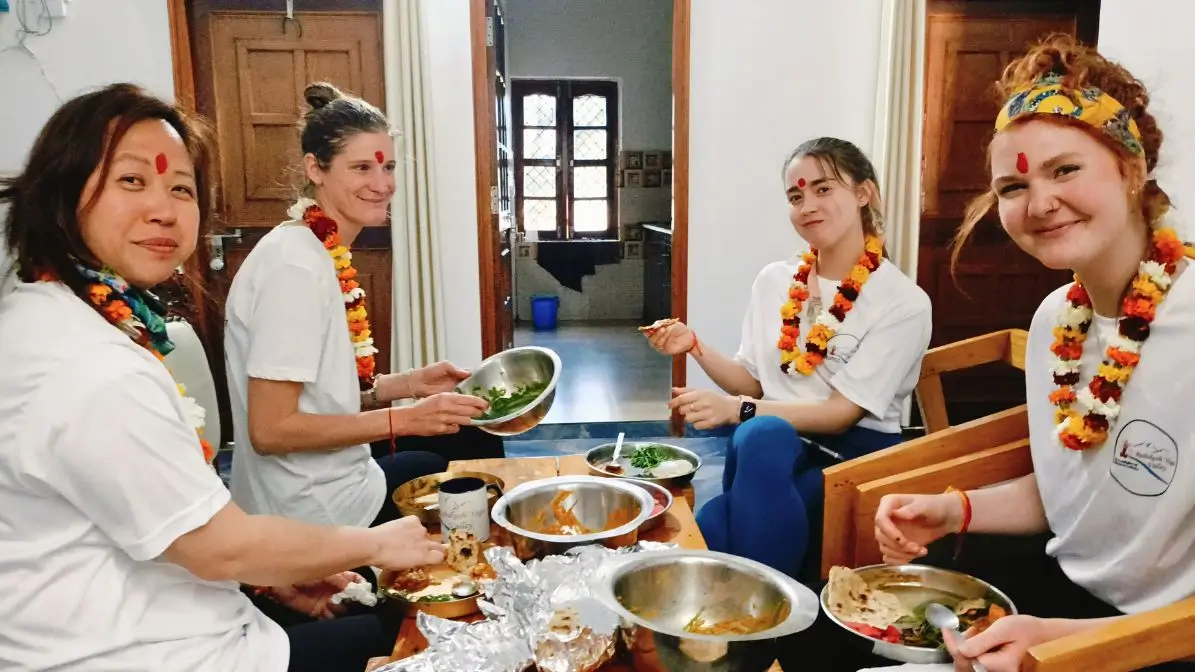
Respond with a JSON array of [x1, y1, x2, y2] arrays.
[[695, 416, 902, 578]]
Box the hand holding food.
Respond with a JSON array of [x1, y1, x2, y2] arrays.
[[639, 318, 699, 356], [372, 515, 446, 569], [943, 613, 1044, 672], [874, 492, 965, 564]]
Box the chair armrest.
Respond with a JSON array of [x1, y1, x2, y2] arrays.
[[820, 405, 1029, 578], [1025, 596, 1195, 672], [850, 438, 1032, 567], [916, 329, 1028, 433]]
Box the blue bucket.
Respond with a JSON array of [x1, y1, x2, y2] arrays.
[[530, 294, 560, 331]]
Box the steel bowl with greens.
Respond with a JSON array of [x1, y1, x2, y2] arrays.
[[455, 346, 560, 436], [584, 441, 702, 487]]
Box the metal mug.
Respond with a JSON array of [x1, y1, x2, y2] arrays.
[[438, 476, 491, 543]]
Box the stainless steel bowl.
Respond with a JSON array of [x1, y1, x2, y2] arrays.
[[457, 346, 561, 436], [490, 475, 653, 561], [591, 549, 819, 671], [624, 479, 673, 532], [585, 441, 703, 488], [820, 564, 1018, 664]]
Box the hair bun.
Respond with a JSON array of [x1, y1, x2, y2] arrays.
[[304, 82, 343, 111]]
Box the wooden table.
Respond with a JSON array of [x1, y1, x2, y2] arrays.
[[368, 454, 783, 672]]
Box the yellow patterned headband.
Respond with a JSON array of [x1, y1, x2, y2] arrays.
[[994, 73, 1144, 158]]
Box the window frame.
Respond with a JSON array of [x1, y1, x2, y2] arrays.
[[512, 78, 619, 241]]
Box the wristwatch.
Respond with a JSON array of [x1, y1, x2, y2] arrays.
[[738, 396, 757, 423]]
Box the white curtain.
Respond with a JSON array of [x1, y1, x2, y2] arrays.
[[871, 0, 927, 279], [383, 0, 447, 373]]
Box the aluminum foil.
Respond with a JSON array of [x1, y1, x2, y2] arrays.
[[374, 541, 674, 672]]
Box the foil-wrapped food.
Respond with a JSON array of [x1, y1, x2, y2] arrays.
[[375, 541, 674, 672]]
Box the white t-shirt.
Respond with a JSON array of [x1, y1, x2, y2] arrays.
[[734, 259, 932, 434], [1027, 272, 1195, 613], [225, 222, 385, 528], [0, 282, 288, 672]]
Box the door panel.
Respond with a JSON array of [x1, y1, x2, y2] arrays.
[[190, 5, 389, 438], [918, 3, 1096, 425]]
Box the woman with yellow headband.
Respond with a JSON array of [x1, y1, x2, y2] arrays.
[[847, 35, 1195, 672]]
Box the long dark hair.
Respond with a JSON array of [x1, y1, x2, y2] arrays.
[[781, 137, 885, 237], [299, 82, 389, 197], [1, 83, 215, 296]]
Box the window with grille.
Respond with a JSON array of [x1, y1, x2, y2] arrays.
[[513, 80, 619, 240]]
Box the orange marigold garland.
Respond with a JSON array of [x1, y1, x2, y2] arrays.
[[778, 235, 883, 375], [1050, 226, 1185, 450], [41, 269, 214, 463], [295, 199, 379, 390]]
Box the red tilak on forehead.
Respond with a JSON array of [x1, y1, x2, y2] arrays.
[[155, 153, 168, 175], [1016, 152, 1029, 174], [796, 178, 806, 188], [375, 150, 385, 164]]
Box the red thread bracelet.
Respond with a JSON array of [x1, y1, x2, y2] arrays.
[[945, 486, 972, 557], [686, 331, 704, 357], [388, 407, 397, 456]]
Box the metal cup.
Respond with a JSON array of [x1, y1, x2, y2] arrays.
[[438, 476, 491, 542]]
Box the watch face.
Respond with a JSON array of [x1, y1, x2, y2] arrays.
[[740, 401, 757, 421]]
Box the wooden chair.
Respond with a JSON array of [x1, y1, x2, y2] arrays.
[[915, 328, 1028, 434], [819, 400, 1195, 671]]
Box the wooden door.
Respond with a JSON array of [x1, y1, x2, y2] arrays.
[[190, 4, 390, 438], [918, 1, 1099, 425], [475, 0, 515, 356]]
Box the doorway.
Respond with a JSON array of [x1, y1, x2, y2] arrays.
[[918, 0, 1100, 425], [471, 0, 690, 429]]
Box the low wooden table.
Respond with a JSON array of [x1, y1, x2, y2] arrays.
[[372, 454, 702, 668]]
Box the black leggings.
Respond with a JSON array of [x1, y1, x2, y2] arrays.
[[777, 533, 1195, 672], [369, 425, 506, 463], [249, 590, 400, 672]]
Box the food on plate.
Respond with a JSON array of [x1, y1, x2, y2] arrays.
[[682, 608, 777, 635], [468, 382, 548, 420], [826, 566, 907, 629], [389, 573, 473, 603], [649, 459, 693, 479], [646, 489, 668, 517], [390, 567, 431, 593], [638, 317, 679, 334], [446, 528, 483, 573], [531, 490, 636, 535], [826, 566, 1011, 650], [628, 445, 668, 470]]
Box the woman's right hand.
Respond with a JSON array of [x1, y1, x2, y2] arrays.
[[874, 492, 964, 564], [393, 393, 489, 436], [644, 320, 698, 356], [371, 516, 446, 569]]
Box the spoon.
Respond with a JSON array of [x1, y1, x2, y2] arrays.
[[451, 579, 478, 598], [925, 603, 987, 672], [612, 432, 626, 463]]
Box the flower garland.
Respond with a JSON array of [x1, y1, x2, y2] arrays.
[[1049, 226, 1186, 450], [48, 268, 214, 463], [778, 235, 884, 375], [290, 198, 378, 390]]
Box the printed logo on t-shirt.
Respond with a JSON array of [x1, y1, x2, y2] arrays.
[[818, 332, 861, 378], [1109, 419, 1178, 497]]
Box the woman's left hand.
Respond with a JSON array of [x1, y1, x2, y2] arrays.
[[412, 361, 471, 397], [669, 387, 739, 429], [944, 614, 1053, 672], [270, 571, 365, 620]]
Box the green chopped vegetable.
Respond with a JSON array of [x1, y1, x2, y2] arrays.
[[416, 594, 456, 603], [470, 382, 548, 420], [629, 444, 669, 470]]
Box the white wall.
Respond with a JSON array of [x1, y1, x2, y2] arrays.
[[684, 1, 882, 390], [1098, 1, 1195, 240], [423, 0, 885, 373], [423, 0, 484, 366], [0, 0, 173, 292], [504, 0, 672, 321]]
